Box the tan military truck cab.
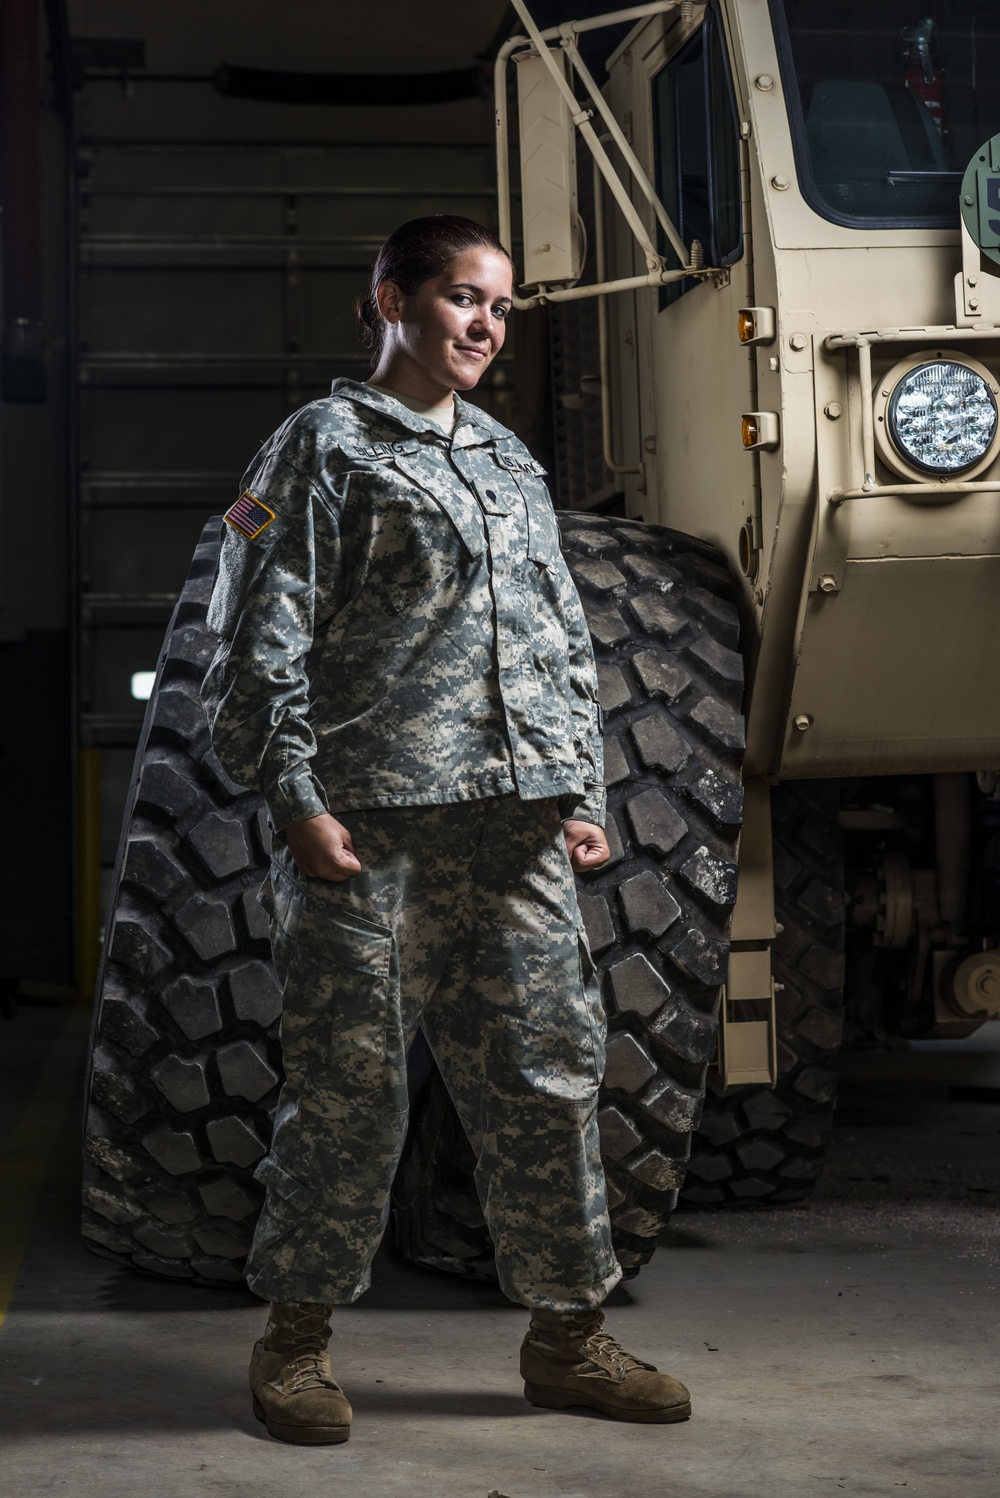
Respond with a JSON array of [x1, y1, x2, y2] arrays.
[[497, 0, 1000, 1194]]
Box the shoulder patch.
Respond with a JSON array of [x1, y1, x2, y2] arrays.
[[224, 492, 276, 540]]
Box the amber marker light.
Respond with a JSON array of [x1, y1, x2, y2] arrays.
[[742, 415, 759, 447], [736, 305, 776, 345]]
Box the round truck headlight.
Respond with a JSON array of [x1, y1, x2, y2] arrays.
[[887, 360, 997, 474]]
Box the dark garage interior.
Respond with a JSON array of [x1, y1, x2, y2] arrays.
[[1, 2, 999, 1494]]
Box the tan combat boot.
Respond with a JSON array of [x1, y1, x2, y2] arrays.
[[249, 1301, 352, 1444], [520, 1307, 691, 1423]]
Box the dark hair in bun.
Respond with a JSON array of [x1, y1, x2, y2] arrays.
[[356, 215, 513, 357]]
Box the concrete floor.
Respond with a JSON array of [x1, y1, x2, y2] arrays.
[[1, 1006, 999, 1498]]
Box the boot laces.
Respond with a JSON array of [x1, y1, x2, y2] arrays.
[[285, 1351, 338, 1395], [579, 1330, 648, 1381], [266, 1301, 331, 1356], [285, 1303, 330, 1346]]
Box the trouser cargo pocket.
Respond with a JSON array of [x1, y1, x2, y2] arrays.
[[254, 1156, 317, 1212], [246, 1155, 317, 1277], [576, 924, 606, 1088], [268, 861, 405, 1110]]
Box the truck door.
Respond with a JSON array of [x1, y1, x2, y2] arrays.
[[613, 6, 754, 554]]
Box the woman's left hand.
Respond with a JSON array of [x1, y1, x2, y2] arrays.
[[563, 819, 611, 872]]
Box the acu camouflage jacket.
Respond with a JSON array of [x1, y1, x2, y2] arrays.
[[201, 379, 605, 832]]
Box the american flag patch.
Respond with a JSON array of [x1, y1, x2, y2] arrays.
[[224, 492, 276, 540]]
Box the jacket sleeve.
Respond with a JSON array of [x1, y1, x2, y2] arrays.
[[554, 557, 606, 828], [201, 447, 344, 833]]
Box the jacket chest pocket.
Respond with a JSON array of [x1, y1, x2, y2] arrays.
[[377, 503, 467, 615], [491, 449, 559, 568], [369, 456, 486, 615], [517, 476, 561, 569]]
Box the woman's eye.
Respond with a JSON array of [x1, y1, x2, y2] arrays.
[[452, 294, 473, 307], [493, 305, 508, 320]]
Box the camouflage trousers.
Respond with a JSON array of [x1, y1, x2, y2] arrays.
[[245, 795, 621, 1312]]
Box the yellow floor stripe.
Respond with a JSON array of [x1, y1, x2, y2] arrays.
[[0, 1005, 92, 1332]]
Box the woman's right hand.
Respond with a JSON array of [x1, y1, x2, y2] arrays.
[[284, 813, 362, 882]]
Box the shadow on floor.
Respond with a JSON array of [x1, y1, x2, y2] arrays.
[[2, 1302, 541, 1439], [91, 1241, 635, 1316]]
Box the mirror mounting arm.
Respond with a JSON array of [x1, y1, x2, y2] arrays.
[[498, 0, 714, 308]]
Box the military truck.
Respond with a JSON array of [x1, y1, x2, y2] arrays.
[[496, 0, 1000, 1180], [83, 0, 1000, 1284]]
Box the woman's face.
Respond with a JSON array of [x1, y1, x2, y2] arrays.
[[377, 247, 513, 394]]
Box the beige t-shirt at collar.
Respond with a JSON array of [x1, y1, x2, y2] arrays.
[[367, 383, 457, 436]]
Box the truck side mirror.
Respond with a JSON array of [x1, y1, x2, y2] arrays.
[[515, 48, 584, 288]]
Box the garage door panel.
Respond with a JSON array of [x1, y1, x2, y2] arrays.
[[86, 191, 286, 239], [82, 268, 284, 355], [80, 387, 290, 471], [85, 506, 222, 596]]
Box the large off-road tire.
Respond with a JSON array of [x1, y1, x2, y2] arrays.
[[84, 513, 746, 1286], [390, 514, 746, 1277], [681, 779, 845, 1207], [82, 519, 280, 1285]]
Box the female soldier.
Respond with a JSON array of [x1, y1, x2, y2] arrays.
[[202, 215, 691, 1444]]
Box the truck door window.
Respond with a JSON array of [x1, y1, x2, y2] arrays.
[[773, 1, 1000, 227], [652, 8, 742, 307]]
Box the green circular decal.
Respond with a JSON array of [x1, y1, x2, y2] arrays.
[[961, 134, 1000, 269]]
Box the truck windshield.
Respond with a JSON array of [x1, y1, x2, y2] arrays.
[[773, 1, 1000, 227]]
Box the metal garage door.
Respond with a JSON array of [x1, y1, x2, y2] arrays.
[[74, 139, 506, 917]]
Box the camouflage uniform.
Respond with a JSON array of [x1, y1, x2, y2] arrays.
[[202, 380, 619, 1311], [203, 380, 605, 830]]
